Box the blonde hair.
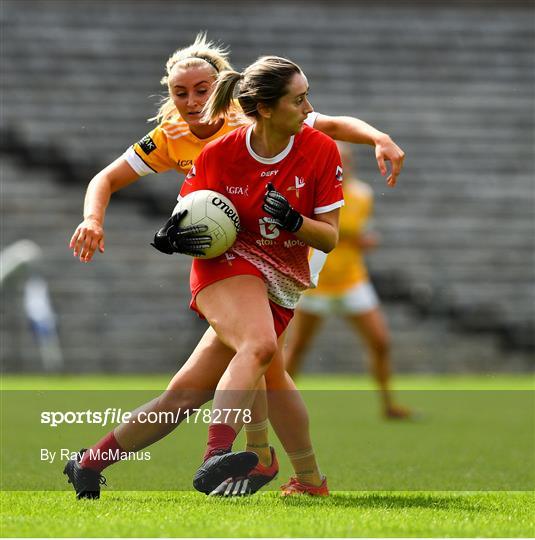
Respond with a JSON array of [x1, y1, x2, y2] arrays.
[[150, 32, 232, 124], [203, 56, 302, 124]]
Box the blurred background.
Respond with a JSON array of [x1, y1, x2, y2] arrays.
[[1, 0, 534, 374]]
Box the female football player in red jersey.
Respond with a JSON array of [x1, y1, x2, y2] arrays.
[[65, 34, 404, 499], [162, 55, 344, 496]]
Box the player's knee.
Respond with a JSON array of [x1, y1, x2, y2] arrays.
[[242, 337, 278, 367], [372, 334, 390, 357], [157, 389, 207, 416]]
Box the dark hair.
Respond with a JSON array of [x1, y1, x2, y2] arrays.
[[202, 56, 302, 122]]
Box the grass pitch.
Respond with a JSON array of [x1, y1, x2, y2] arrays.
[[3, 490, 533, 538], [1, 374, 534, 537]]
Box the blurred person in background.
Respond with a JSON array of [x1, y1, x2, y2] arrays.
[[285, 143, 411, 419], [64, 34, 405, 499]]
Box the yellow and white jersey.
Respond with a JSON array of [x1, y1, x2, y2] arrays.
[[123, 110, 320, 177], [122, 109, 245, 176], [307, 178, 373, 295]]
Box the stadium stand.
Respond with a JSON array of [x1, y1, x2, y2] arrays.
[[1, 0, 533, 372]]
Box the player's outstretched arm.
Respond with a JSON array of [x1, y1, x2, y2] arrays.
[[313, 114, 405, 187], [69, 158, 140, 263]]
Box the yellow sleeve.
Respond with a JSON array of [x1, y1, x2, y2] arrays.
[[122, 124, 178, 176]]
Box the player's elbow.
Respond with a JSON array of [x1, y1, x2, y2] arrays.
[[321, 242, 336, 254], [318, 230, 338, 253], [88, 170, 115, 198]]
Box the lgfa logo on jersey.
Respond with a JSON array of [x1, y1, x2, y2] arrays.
[[177, 159, 193, 169], [287, 176, 306, 198], [226, 185, 249, 196]]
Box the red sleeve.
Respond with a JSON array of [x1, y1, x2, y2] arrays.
[[179, 149, 210, 198], [313, 137, 344, 214]]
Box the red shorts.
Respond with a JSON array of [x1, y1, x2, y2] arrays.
[[189, 254, 294, 337]]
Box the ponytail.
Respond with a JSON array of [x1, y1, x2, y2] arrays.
[[202, 70, 243, 123], [203, 56, 303, 123]]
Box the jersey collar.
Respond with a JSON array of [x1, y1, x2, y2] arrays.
[[245, 125, 294, 165]]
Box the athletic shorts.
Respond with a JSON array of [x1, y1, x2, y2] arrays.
[[189, 254, 294, 337], [297, 281, 379, 316]]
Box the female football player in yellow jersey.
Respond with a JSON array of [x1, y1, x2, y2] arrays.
[[64, 33, 405, 499], [285, 143, 411, 419]]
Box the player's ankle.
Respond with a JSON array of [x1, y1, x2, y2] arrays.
[[246, 445, 272, 467], [296, 472, 322, 487]]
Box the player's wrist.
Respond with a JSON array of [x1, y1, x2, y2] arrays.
[[373, 131, 392, 147], [263, 182, 303, 233], [84, 214, 103, 226], [285, 209, 303, 233]]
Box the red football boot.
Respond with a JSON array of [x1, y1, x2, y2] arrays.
[[280, 475, 329, 497]]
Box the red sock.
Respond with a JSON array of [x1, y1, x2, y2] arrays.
[[80, 431, 124, 472], [203, 424, 237, 461]]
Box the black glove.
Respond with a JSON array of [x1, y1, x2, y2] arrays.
[[151, 210, 212, 257], [262, 183, 303, 233]]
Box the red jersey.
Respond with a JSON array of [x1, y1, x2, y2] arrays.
[[180, 124, 344, 309]]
